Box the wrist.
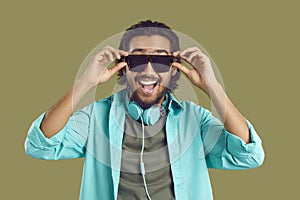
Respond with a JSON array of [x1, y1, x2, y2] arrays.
[[76, 77, 98, 90], [205, 78, 219, 89], [203, 79, 221, 97], [74, 78, 96, 94]]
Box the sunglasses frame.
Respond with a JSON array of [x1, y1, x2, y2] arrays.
[[117, 54, 181, 74]]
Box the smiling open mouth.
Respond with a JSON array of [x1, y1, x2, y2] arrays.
[[134, 75, 160, 95], [139, 80, 158, 94]]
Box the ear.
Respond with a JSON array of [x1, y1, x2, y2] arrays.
[[119, 68, 126, 76], [120, 64, 130, 76], [171, 66, 178, 77], [125, 64, 130, 73]]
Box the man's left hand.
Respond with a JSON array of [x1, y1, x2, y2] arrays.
[[172, 47, 218, 94]]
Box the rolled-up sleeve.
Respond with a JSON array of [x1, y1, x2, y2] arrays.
[[226, 120, 264, 163], [25, 106, 91, 160], [200, 108, 265, 169]]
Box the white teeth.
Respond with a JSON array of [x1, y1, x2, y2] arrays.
[[140, 80, 157, 85]]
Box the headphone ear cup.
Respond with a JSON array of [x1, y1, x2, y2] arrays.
[[127, 100, 162, 125], [128, 102, 143, 121], [143, 106, 161, 126]]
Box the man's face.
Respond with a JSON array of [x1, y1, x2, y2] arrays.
[[125, 35, 177, 109]]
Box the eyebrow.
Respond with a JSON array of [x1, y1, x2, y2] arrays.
[[130, 48, 170, 54]]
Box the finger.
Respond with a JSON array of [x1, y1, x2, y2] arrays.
[[171, 62, 190, 76], [104, 46, 129, 60], [103, 50, 114, 62], [187, 51, 202, 62], [118, 49, 129, 56], [172, 51, 180, 57], [105, 46, 121, 60], [180, 47, 202, 56], [95, 49, 111, 62], [109, 62, 127, 75], [93, 51, 106, 61]]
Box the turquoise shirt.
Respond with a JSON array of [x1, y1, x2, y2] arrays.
[[25, 90, 264, 200]]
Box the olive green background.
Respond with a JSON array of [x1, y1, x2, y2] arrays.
[[1, 0, 298, 199]]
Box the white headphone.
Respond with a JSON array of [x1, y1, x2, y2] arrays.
[[127, 101, 161, 126], [124, 93, 169, 200]]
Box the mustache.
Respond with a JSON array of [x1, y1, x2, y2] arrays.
[[135, 75, 161, 83]]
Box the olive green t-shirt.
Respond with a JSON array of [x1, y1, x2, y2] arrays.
[[117, 113, 175, 200]]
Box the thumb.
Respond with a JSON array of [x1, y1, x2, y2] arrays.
[[172, 62, 190, 76], [109, 62, 127, 75]]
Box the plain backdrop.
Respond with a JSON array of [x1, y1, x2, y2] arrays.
[[1, 0, 299, 199]]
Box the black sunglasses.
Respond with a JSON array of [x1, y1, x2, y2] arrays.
[[118, 55, 181, 73]]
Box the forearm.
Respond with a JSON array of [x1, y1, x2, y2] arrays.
[[172, 47, 251, 143], [38, 46, 127, 139], [205, 81, 250, 143], [40, 80, 94, 138]]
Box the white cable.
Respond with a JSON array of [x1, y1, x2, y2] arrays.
[[140, 119, 152, 200]]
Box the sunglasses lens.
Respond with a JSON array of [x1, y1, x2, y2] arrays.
[[127, 55, 147, 72], [151, 56, 173, 72], [126, 55, 177, 73]]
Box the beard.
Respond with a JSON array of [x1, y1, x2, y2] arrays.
[[130, 86, 170, 109]]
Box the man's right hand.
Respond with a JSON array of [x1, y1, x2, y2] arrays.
[[78, 45, 128, 87]]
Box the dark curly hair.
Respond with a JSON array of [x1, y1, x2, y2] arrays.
[[118, 20, 181, 91]]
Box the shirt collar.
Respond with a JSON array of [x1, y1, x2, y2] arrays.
[[166, 92, 184, 111]]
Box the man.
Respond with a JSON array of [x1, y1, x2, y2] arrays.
[[25, 20, 264, 200]]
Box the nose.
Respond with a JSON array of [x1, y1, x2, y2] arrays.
[[142, 62, 156, 74]]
